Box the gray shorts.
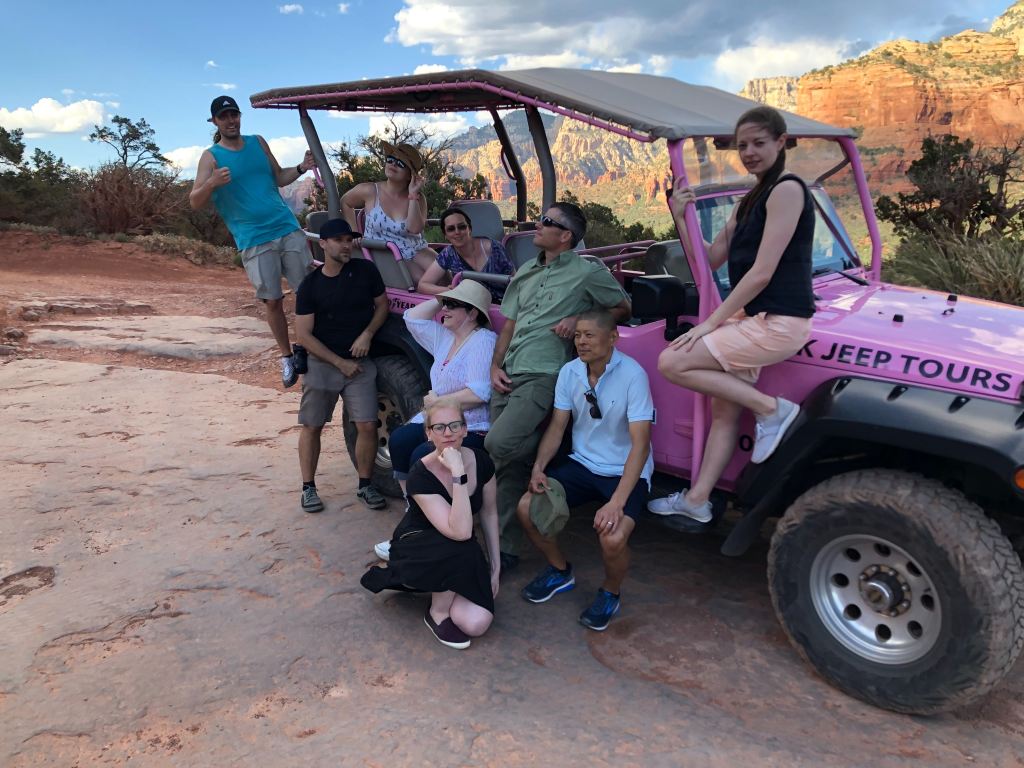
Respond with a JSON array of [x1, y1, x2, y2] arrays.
[[298, 356, 378, 427], [240, 229, 311, 300]]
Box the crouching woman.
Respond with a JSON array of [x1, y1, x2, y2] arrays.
[[361, 398, 500, 650]]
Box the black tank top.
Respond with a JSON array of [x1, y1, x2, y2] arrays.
[[727, 174, 816, 318]]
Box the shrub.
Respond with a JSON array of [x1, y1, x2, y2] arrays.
[[133, 233, 237, 266], [887, 233, 1024, 306]]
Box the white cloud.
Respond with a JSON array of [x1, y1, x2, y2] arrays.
[[648, 54, 671, 75], [61, 88, 76, 97], [279, 3, 303, 13], [326, 110, 362, 119], [0, 98, 105, 136], [105, 101, 120, 108], [266, 135, 313, 166], [369, 113, 470, 140], [205, 60, 219, 69], [413, 64, 449, 75], [206, 82, 238, 91], [338, 2, 350, 12], [713, 38, 848, 89], [165, 145, 207, 174]]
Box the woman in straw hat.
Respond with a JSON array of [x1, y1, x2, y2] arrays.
[[372, 279, 496, 560], [341, 140, 437, 282]]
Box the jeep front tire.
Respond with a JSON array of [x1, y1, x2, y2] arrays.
[[768, 469, 1024, 714]]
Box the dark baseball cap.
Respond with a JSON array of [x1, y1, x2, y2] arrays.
[[208, 95, 241, 122], [319, 218, 361, 240]]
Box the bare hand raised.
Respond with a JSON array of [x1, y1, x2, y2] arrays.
[[408, 172, 425, 197], [438, 446, 465, 476], [668, 178, 695, 217]]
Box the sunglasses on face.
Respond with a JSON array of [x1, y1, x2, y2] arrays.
[[385, 155, 408, 170], [428, 420, 466, 435], [440, 298, 471, 311], [539, 215, 571, 232], [584, 389, 603, 419], [444, 222, 469, 233]]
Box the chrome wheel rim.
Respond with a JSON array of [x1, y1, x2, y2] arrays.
[[809, 534, 942, 665], [373, 394, 403, 472]]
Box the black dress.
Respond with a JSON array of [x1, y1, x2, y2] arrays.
[[360, 448, 495, 613]]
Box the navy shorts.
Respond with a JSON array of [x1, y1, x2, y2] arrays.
[[546, 457, 649, 521]]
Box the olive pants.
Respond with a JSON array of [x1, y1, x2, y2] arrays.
[[484, 372, 558, 556]]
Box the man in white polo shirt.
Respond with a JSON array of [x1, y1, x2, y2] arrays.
[[514, 308, 654, 631]]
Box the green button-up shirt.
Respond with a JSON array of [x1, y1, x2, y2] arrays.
[[500, 250, 628, 376]]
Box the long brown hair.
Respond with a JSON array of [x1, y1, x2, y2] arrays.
[[734, 106, 788, 224]]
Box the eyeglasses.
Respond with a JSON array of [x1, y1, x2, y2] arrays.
[[539, 215, 571, 232], [428, 420, 466, 435], [444, 223, 469, 233], [385, 155, 408, 170], [584, 390, 602, 419], [440, 298, 471, 311]]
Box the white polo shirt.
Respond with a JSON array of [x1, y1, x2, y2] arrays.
[[553, 348, 655, 483]]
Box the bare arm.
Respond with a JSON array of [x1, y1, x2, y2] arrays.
[[489, 317, 516, 392], [608, 297, 631, 323], [350, 293, 388, 358], [404, 172, 428, 235], [189, 150, 228, 210], [256, 136, 311, 187], [414, 447, 475, 541], [528, 408, 572, 492], [417, 258, 450, 295], [341, 182, 371, 231], [594, 420, 651, 535]]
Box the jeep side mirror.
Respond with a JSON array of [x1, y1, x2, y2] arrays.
[[631, 275, 700, 341]]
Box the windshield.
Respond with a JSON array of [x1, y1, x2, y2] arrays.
[[695, 186, 860, 292]]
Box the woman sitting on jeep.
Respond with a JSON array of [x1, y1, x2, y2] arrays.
[[416, 207, 514, 303], [648, 106, 815, 523]]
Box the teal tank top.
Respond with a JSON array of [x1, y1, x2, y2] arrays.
[[209, 136, 298, 250]]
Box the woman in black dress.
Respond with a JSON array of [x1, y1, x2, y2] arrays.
[[361, 398, 500, 649]]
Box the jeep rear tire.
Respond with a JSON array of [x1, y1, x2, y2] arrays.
[[343, 355, 428, 498], [768, 469, 1024, 714]]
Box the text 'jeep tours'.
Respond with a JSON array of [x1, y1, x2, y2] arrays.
[[252, 69, 1024, 714]]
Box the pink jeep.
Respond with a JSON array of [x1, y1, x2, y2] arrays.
[[253, 69, 1024, 714]]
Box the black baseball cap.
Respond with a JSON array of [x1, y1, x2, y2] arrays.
[[320, 218, 361, 240], [208, 95, 241, 122]]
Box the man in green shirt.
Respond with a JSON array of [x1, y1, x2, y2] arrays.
[[485, 202, 631, 570]]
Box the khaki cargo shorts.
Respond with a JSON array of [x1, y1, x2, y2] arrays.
[[240, 229, 311, 300], [298, 356, 378, 427]]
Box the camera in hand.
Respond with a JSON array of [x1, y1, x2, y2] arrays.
[[292, 343, 308, 374]]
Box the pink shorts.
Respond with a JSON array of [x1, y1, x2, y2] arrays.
[[702, 312, 812, 383]]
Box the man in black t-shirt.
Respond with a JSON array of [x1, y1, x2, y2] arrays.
[[294, 218, 388, 513]]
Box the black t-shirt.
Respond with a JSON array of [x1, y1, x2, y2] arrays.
[[295, 260, 386, 358], [728, 174, 816, 319], [402, 447, 495, 532]]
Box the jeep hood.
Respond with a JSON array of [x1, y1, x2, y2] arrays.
[[804, 279, 1024, 400]]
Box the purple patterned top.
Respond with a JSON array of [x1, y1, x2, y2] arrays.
[[436, 238, 514, 302]]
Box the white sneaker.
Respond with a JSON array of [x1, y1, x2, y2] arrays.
[[647, 492, 713, 523], [373, 539, 391, 561], [281, 355, 298, 388], [751, 398, 800, 464]]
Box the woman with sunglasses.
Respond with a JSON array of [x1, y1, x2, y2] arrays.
[[362, 398, 500, 649], [417, 208, 515, 302], [341, 140, 437, 283]]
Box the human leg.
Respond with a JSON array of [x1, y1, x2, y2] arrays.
[[341, 360, 386, 509], [449, 595, 494, 637], [657, 339, 776, 416], [264, 297, 293, 357], [687, 397, 743, 505], [298, 385, 336, 514], [598, 516, 635, 595], [299, 426, 323, 483], [516, 491, 568, 570], [424, 593, 471, 649]]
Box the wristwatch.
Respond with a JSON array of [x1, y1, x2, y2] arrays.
[[452, 474, 468, 486], [295, 164, 304, 175]]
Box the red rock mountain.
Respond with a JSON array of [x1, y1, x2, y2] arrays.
[[445, 1, 1024, 226]]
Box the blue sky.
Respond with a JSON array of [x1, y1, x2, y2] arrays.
[[1, 0, 1015, 175]]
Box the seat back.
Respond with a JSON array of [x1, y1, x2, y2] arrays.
[[304, 211, 330, 262], [360, 238, 415, 290], [503, 231, 539, 269], [450, 200, 504, 242], [644, 239, 694, 284]]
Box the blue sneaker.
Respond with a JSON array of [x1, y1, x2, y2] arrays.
[[579, 588, 621, 631], [521, 564, 575, 603]]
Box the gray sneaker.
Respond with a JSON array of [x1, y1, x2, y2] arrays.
[[301, 485, 325, 513], [357, 485, 387, 510], [281, 355, 298, 388], [751, 398, 800, 464]]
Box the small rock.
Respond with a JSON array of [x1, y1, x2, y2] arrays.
[[0, 344, 18, 356], [21, 310, 42, 322], [4, 328, 26, 340]]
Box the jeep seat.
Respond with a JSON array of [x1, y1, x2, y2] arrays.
[[451, 200, 504, 242], [644, 240, 693, 284], [304, 210, 329, 262], [360, 238, 415, 291]]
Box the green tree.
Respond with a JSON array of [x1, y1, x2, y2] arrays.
[[88, 115, 170, 169], [0, 127, 25, 169], [559, 190, 655, 248], [876, 134, 1024, 239]]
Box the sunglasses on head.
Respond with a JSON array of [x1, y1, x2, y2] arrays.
[[428, 420, 466, 435], [584, 389, 603, 419], [385, 155, 408, 170], [540, 214, 571, 232], [444, 222, 469, 233], [440, 298, 471, 311]]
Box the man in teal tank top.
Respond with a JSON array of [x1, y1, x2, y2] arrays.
[[189, 95, 315, 388]]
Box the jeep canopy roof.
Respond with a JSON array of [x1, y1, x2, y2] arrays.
[[250, 68, 854, 142]]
